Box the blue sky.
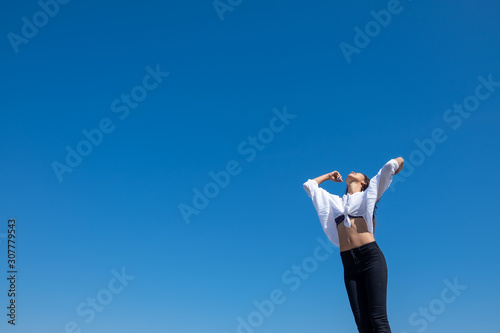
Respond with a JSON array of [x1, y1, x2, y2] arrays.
[[1, 0, 499, 332]]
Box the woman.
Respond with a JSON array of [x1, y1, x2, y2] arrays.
[[302, 157, 404, 333]]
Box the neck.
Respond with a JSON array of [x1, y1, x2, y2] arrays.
[[347, 182, 363, 195]]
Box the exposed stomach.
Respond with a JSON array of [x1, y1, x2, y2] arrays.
[[337, 217, 375, 252]]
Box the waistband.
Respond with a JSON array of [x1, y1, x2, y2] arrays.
[[340, 241, 378, 257]]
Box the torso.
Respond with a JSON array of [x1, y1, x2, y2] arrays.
[[337, 216, 375, 252]]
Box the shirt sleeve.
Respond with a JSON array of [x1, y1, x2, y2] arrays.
[[364, 158, 400, 203], [303, 179, 342, 229]]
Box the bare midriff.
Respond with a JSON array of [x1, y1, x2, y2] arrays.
[[337, 217, 375, 252]]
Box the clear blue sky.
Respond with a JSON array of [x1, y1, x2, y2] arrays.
[[1, 0, 499, 332]]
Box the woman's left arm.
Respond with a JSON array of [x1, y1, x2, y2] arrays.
[[365, 157, 404, 202], [394, 157, 404, 175]]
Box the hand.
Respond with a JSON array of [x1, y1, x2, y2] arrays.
[[328, 171, 343, 182], [394, 157, 404, 175]]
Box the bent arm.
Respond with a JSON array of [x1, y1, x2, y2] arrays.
[[303, 178, 341, 229], [394, 157, 404, 174], [312, 173, 331, 186], [365, 157, 403, 202], [313, 170, 343, 186]]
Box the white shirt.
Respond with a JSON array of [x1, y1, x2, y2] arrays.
[[302, 159, 400, 247]]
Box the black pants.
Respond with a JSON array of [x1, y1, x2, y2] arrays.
[[340, 241, 392, 333]]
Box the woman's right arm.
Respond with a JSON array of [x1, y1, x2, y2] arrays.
[[303, 171, 343, 225], [303, 177, 337, 229], [313, 171, 343, 186]]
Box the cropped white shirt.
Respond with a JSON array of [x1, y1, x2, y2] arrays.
[[302, 159, 400, 247]]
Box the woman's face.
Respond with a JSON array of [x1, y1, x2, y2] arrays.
[[347, 172, 366, 186]]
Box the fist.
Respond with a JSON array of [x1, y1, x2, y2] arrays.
[[328, 171, 343, 182]]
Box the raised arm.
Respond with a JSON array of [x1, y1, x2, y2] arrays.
[[394, 157, 404, 175], [365, 157, 404, 202], [303, 172, 344, 228], [312, 170, 343, 186]]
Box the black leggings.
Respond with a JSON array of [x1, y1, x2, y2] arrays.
[[340, 241, 392, 333]]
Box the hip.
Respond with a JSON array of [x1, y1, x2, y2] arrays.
[[340, 240, 387, 271]]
